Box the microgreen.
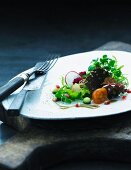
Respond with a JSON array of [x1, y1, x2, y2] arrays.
[[87, 55, 129, 86]]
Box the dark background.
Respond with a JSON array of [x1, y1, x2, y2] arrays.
[[0, 1, 131, 84], [1, 1, 131, 56]]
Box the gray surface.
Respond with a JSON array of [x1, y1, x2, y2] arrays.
[[0, 121, 16, 145], [0, 41, 131, 170]]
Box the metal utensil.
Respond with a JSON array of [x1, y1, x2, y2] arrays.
[[7, 75, 47, 116], [0, 54, 59, 102]]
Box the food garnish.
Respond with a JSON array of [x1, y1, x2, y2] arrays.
[[52, 54, 130, 109], [55, 102, 99, 109], [65, 71, 81, 86], [92, 87, 108, 104]]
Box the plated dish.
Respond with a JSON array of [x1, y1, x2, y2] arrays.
[[2, 51, 131, 119], [52, 54, 129, 109]]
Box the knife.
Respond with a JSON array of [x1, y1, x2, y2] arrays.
[[6, 74, 47, 116], [0, 54, 58, 103], [0, 62, 45, 103]]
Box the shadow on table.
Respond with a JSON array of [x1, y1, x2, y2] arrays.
[[0, 122, 16, 144], [48, 160, 131, 170]]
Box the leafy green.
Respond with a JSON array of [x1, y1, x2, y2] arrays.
[[54, 83, 90, 104], [87, 55, 129, 86], [55, 86, 72, 103]]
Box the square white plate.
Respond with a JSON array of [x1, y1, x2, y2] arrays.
[[3, 51, 131, 119]]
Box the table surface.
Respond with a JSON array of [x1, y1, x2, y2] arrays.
[[1, 41, 131, 170]]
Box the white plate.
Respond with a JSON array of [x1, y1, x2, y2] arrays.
[[2, 51, 131, 119]]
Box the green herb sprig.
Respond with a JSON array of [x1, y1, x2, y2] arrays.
[[88, 55, 129, 86]]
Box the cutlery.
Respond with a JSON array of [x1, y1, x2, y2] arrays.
[[6, 75, 47, 116], [0, 54, 59, 102]]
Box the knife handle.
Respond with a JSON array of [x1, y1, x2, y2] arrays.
[[7, 90, 27, 116], [0, 76, 27, 102]]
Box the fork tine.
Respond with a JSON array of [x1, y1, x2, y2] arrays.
[[38, 61, 49, 70], [36, 54, 55, 70], [44, 56, 58, 72], [35, 58, 49, 70], [38, 55, 55, 71], [42, 55, 59, 72], [40, 54, 59, 71], [35, 54, 59, 75]]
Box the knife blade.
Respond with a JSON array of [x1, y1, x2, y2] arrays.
[[6, 74, 47, 116]]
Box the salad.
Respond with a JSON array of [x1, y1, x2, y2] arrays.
[[52, 55, 131, 109]]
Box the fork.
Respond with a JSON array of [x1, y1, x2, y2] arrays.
[[0, 54, 59, 102]]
